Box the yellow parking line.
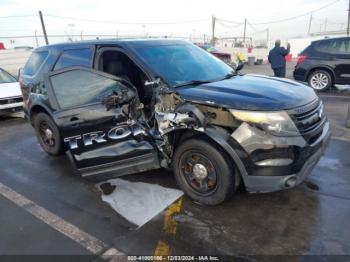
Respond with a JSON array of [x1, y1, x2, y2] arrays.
[[163, 197, 183, 235], [153, 197, 183, 260], [153, 240, 171, 258]]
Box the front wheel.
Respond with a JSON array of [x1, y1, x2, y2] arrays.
[[173, 138, 237, 205], [308, 70, 333, 91], [33, 113, 66, 156]]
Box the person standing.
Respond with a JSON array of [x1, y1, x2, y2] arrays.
[[268, 40, 291, 77]]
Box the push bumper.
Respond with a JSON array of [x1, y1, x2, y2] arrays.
[[241, 121, 331, 193]]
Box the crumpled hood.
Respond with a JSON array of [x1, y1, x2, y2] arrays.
[[176, 74, 318, 111]]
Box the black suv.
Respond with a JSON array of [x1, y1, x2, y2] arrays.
[[293, 37, 350, 91], [20, 39, 330, 205]]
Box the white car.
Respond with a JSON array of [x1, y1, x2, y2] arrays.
[[0, 68, 23, 115]]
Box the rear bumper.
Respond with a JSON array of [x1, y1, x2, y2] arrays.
[[293, 66, 307, 82], [239, 121, 331, 193]]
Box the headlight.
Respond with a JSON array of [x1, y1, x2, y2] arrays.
[[230, 109, 299, 136]]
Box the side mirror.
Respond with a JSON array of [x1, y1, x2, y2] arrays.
[[235, 61, 244, 72]]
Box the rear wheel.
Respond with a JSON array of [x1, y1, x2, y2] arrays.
[[33, 113, 66, 156], [308, 70, 332, 91], [173, 138, 237, 205]]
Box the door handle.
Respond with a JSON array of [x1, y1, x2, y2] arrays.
[[67, 117, 84, 127]]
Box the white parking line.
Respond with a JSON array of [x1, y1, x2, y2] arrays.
[[319, 94, 350, 99], [0, 182, 124, 257]]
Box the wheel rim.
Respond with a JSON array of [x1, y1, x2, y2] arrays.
[[39, 121, 56, 148], [179, 151, 217, 195], [310, 73, 329, 90]]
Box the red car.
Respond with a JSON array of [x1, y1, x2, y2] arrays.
[[196, 44, 232, 64]]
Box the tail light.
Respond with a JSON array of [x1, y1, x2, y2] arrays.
[[297, 55, 306, 65]]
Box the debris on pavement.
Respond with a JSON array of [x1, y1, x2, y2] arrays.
[[98, 179, 183, 227]]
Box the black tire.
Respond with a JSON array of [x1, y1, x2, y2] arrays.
[[308, 70, 333, 92], [173, 138, 237, 205], [33, 113, 66, 156]]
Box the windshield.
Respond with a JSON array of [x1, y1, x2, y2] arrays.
[[134, 44, 233, 87], [0, 68, 17, 83]]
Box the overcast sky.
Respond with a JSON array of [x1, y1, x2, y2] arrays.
[[0, 0, 348, 42]]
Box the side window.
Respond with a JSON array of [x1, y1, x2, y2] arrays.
[[23, 51, 48, 76], [332, 39, 350, 54], [315, 40, 332, 53], [54, 48, 92, 71], [315, 39, 350, 54], [50, 69, 124, 109]]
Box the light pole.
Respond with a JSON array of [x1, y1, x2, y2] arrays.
[[142, 25, 146, 37], [68, 23, 75, 41]]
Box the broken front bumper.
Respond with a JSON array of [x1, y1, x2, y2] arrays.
[[230, 120, 331, 193]]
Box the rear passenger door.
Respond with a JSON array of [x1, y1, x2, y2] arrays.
[[331, 38, 350, 84], [45, 67, 159, 178]]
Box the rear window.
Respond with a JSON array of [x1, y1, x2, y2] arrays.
[[23, 51, 48, 76], [54, 48, 92, 70]]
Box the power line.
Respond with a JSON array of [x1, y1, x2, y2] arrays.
[[250, 0, 342, 25], [216, 20, 244, 29], [313, 16, 345, 25], [0, 14, 35, 18], [215, 18, 243, 25], [246, 21, 261, 32], [45, 14, 208, 25]]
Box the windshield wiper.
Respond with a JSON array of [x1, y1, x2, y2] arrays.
[[174, 79, 213, 88], [219, 72, 236, 81]]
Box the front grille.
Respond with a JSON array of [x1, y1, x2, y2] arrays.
[[0, 96, 23, 105], [288, 99, 326, 144]]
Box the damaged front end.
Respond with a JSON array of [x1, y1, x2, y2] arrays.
[[148, 82, 331, 193], [66, 74, 331, 195]]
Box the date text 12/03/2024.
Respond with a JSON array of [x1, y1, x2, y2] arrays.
[[127, 255, 220, 261]]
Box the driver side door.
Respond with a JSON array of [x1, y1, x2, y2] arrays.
[[45, 67, 160, 179]]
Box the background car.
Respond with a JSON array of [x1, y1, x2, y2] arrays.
[[196, 43, 232, 64], [293, 37, 350, 91], [0, 68, 23, 116]]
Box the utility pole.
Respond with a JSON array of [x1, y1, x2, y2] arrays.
[[211, 15, 216, 46], [34, 30, 39, 47], [308, 15, 313, 35], [266, 28, 269, 48], [243, 18, 247, 45], [324, 18, 327, 32], [347, 0, 350, 36], [38, 11, 49, 45]]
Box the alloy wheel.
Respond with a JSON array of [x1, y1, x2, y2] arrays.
[[310, 73, 329, 90]]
